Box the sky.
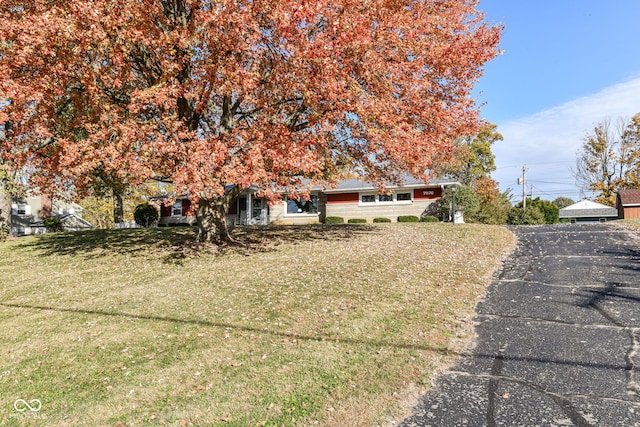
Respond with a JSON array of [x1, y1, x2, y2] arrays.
[[474, 0, 640, 202]]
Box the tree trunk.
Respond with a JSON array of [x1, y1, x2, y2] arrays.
[[195, 189, 240, 244], [113, 190, 124, 225], [0, 180, 12, 236]]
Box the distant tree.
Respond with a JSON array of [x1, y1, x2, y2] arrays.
[[81, 181, 160, 228], [471, 177, 511, 224], [552, 197, 575, 209], [507, 205, 545, 225], [509, 198, 558, 224], [447, 124, 503, 186], [529, 198, 559, 224], [437, 185, 479, 222], [436, 124, 508, 223], [79, 196, 114, 229], [574, 115, 640, 206], [0, 0, 502, 244], [622, 114, 640, 187]]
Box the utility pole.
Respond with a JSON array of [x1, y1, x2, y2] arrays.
[[517, 165, 527, 211]]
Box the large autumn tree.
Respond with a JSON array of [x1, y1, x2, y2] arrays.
[[0, 0, 501, 243], [574, 114, 640, 206]]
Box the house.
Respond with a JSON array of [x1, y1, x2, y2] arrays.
[[156, 177, 458, 226], [616, 189, 640, 219], [11, 195, 94, 235], [558, 199, 619, 223]]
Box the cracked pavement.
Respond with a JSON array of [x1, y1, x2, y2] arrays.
[[400, 224, 640, 427]]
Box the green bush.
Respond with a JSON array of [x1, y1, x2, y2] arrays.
[[0, 222, 8, 240], [347, 218, 367, 224], [373, 217, 391, 223], [507, 206, 545, 225], [397, 215, 420, 223], [421, 216, 439, 223], [44, 217, 64, 232], [134, 203, 159, 227], [325, 216, 344, 224]]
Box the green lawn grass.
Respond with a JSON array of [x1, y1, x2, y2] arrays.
[[0, 224, 514, 426]]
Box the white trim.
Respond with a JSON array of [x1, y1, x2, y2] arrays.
[[358, 191, 414, 206]]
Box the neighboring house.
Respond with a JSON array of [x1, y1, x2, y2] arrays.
[[559, 199, 619, 223], [156, 177, 458, 226], [617, 189, 640, 219], [11, 195, 94, 235]]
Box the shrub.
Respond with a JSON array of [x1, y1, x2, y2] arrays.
[[43, 217, 64, 232], [421, 216, 439, 223], [398, 215, 420, 223], [347, 218, 367, 224], [134, 203, 159, 227], [0, 222, 8, 240], [507, 206, 545, 225], [373, 217, 391, 223], [325, 216, 344, 224]]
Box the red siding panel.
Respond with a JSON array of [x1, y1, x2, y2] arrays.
[[413, 188, 441, 200], [327, 192, 359, 204]]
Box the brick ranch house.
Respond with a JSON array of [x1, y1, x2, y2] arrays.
[[157, 177, 459, 226]]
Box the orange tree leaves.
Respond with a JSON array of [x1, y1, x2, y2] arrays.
[[0, 0, 501, 218]]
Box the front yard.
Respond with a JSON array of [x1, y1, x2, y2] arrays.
[[0, 223, 514, 426]]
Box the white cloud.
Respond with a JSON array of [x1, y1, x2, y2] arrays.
[[492, 76, 640, 201]]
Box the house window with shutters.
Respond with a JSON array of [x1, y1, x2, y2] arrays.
[[12, 203, 31, 216], [172, 201, 182, 216]]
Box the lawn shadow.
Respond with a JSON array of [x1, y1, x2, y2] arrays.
[[0, 300, 453, 356], [14, 224, 380, 264]]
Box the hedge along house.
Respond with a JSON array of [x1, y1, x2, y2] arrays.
[[617, 189, 640, 219], [269, 176, 459, 224], [156, 177, 458, 226]]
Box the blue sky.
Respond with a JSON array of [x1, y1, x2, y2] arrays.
[[474, 0, 640, 202]]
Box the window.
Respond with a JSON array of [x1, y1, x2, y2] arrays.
[[286, 195, 318, 214], [13, 203, 30, 216], [361, 194, 376, 203], [172, 201, 182, 216], [360, 192, 413, 204]]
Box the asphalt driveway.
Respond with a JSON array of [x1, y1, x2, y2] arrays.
[[400, 224, 640, 427]]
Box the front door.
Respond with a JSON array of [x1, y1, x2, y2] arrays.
[[252, 198, 267, 224]]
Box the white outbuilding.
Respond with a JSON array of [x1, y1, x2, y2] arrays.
[[559, 199, 619, 223]]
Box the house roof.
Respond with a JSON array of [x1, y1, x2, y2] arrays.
[[617, 189, 640, 206], [559, 199, 618, 219], [153, 176, 458, 199], [325, 176, 458, 193]]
